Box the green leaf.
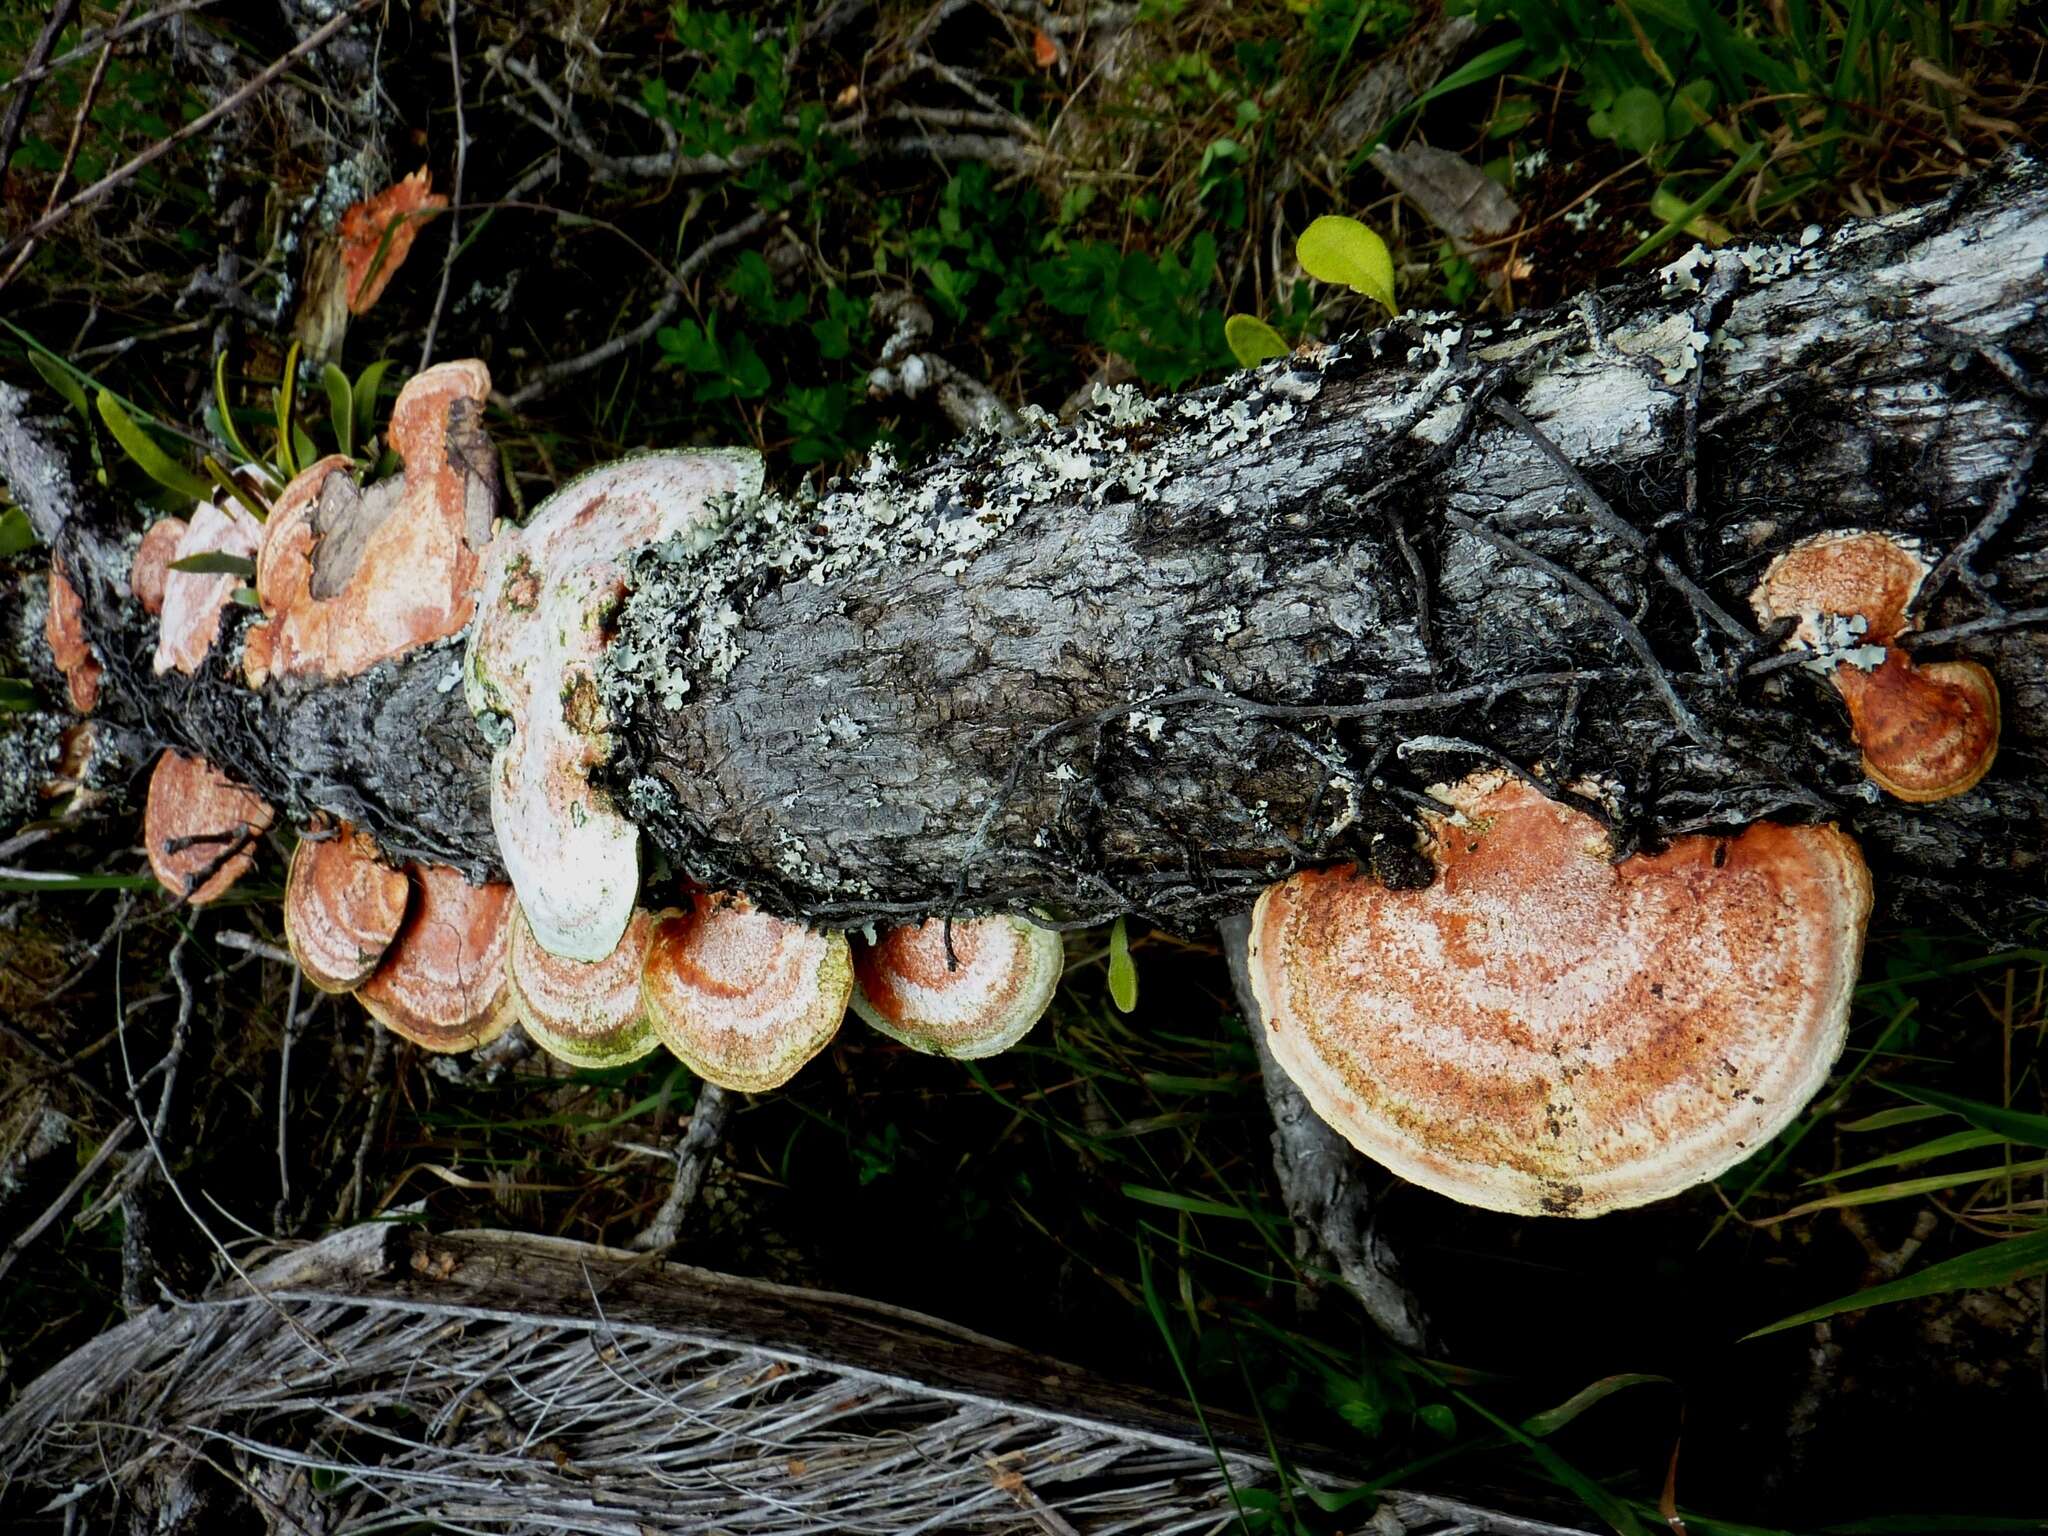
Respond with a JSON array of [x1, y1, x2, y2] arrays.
[[274, 340, 303, 478], [353, 358, 395, 447], [28, 351, 89, 417], [167, 551, 257, 577], [1107, 916, 1138, 1013], [1608, 86, 1668, 153], [0, 505, 37, 557], [1622, 142, 1764, 266], [1523, 1373, 1673, 1437], [95, 392, 212, 502], [322, 363, 355, 458], [1805, 1129, 2008, 1185], [1768, 1157, 2048, 1222], [1838, 1104, 1944, 1133], [1296, 215, 1396, 314], [1746, 1227, 2048, 1338], [1224, 314, 1289, 369], [0, 677, 36, 712], [203, 457, 269, 524], [1890, 1083, 2048, 1149], [213, 351, 260, 465]]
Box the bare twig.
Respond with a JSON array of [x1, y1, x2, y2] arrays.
[[0, 1, 219, 101], [630, 1085, 734, 1251], [0, 1, 131, 295], [0, 1117, 134, 1286], [0, 1, 81, 187], [0, 0, 374, 265], [420, 0, 468, 370]]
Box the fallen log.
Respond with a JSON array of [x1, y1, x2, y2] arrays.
[[3, 157, 2045, 938]]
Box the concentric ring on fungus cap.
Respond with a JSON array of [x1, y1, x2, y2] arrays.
[[641, 894, 852, 1092], [508, 904, 659, 1069], [852, 916, 1063, 1059], [1246, 773, 1872, 1218]]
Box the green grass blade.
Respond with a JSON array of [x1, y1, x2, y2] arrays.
[[167, 551, 257, 578], [1746, 1227, 2048, 1338], [1348, 40, 1528, 172], [1522, 1373, 1673, 1437], [323, 363, 356, 458], [1622, 142, 1766, 266], [1768, 1156, 2048, 1222], [213, 351, 261, 465], [1806, 1128, 2008, 1183], [1889, 1083, 2048, 1148], [28, 351, 89, 417], [1452, 1388, 1649, 1536], [1837, 1104, 1945, 1132]]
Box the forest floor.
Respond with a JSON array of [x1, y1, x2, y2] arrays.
[[3, 1, 2048, 1531]]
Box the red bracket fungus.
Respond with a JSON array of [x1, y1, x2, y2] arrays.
[[356, 863, 516, 1053], [466, 450, 764, 962], [44, 558, 100, 714], [1751, 529, 2000, 802], [244, 361, 497, 688], [153, 493, 263, 677], [129, 516, 189, 617], [143, 750, 276, 905], [283, 823, 412, 993], [852, 916, 1064, 1058], [507, 905, 659, 1069], [1246, 774, 1872, 1218], [640, 893, 852, 1092]]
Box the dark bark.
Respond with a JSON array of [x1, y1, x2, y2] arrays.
[[5, 158, 2047, 934]]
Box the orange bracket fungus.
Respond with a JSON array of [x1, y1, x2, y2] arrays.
[[129, 517, 189, 617], [153, 492, 263, 677], [339, 167, 446, 315], [244, 361, 497, 688], [507, 904, 659, 1069], [44, 558, 100, 714], [1751, 529, 2000, 802], [641, 893, 852, 1092], [283, 823, 412, 993], [356, 863, 516, 1053], [852, 916, 1064, 1058], [466, 450, 764, 962], [1246, 774, 1872, 1218], [143, 751, 276, 905]]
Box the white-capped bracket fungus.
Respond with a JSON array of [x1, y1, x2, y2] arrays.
[[507, 904, 659, 1069], [641, 892, 852, 1092], [44, 557, 100, 714], [357, 862, 516, 1053], [1246, 773, 1872, 1218], [465, 450, 765, 962], [244, 360, 497, 688], [143, 750, 277, 905], [283, 822, 412, 993], [1751, 529, 2000, 803], [153, 492, 263, 677], [852, 916, 1064, 1058]]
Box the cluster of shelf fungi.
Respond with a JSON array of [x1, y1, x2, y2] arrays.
[[35, 353, 2006, 1223]]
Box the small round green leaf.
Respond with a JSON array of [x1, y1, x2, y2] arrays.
[[1296, 215, 1397, 314], [1224, 313, 1289, 370], [1107, 916, 1138, 1014]]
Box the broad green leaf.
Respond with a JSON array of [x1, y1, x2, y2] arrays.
[[1523, 1373, 1672, 1437], [1891, 1083, 2048, 1149], [1107, 916, 1138, 1013], [322, 363, 355, 458], [0, 505, 37, 557], [353, 358, 395, 447], [1224, 314, 1289, 369], [1607, 86, 1668, 153], [0, 677, 36, 711], [95, 392, 212, 502], [167, 551, 257, 577], [28, 351, 89, 417], [1746, 1227, 2048, 1338], [1297, 215, 1396, 314], [1769, 1156, 2048, 1222]]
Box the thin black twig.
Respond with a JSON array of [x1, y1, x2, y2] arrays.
[[1914, 421, 2048, 613], [419, 0, 467, 370]]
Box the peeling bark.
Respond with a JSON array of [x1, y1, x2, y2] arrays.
[[4, 159, 2047, 935]]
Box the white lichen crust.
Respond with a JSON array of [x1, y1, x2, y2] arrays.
[[466, 451, 764, 961]]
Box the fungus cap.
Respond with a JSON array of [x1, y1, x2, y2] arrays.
[[143, 751, 276, 904], [465, 449, 764, 962], [153, 494, 263, 676], [284, 824, 412, 993], [130, 517, 189, 616], [1751, 528, 2000, 802], [640, 894, 851, 1092], [44, 559, 100, 714], [1246, 774, 1871, 1218], [245, 362, 496, 688], [507, 905, 659, 1069], [852, 916, 1063, 1058], [357, 863, 516, 1052]]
